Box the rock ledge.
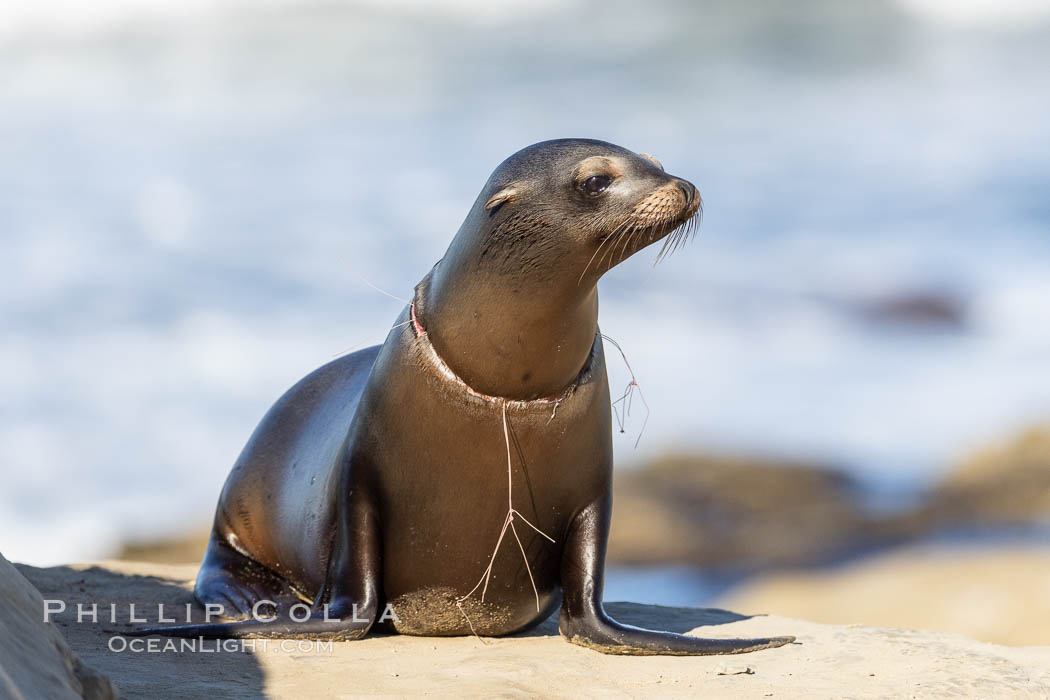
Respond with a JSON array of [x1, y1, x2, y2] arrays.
[[16, 560, 1050, 699]]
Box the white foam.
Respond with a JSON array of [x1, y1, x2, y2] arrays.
[[0, 0, 575, 39], [894, 0, 1050, 28]]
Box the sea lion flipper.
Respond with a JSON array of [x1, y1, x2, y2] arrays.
[[559, 499, 795, 656], [123, 486, 382, 641], [123, 613, 374, 641], [195, 535, 302, 620], [322, 461, 382, 625]]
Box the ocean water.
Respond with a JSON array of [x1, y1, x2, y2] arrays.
[[2, 0, 1050, 565]]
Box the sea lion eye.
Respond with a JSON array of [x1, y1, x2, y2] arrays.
[[581, 174, 612, 196]]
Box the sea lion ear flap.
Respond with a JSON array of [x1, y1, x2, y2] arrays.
[[484, 184, 520, 214]]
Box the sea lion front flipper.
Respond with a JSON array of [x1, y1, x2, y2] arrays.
[[558, 499, 795, 656], [317, 474, 382, 635]]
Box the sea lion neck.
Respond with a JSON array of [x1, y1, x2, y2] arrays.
[[413, 265, 600, 401]]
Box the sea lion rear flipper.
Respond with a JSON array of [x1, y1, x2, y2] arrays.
[[123, 612, 374, 640], [559, 499, 795, 656], [126, 482, 383, 641], [194, 535, 303, 620]]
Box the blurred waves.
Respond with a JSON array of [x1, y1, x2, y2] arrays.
[[1, 0, 1049, 565]]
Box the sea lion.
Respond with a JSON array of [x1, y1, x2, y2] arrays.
[[131, 139, 794, 655]]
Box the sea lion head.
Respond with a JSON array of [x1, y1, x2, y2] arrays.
[[456, 138, 701, 286], [421, 139, 699, 398]]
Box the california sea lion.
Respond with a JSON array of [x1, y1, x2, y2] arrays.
[[132, 139, 794, 655]]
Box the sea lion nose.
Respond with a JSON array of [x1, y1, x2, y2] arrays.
[[675, 179, 697, 208]]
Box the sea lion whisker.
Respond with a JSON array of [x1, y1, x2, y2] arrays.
[[673, 217, 689, 252], [617, 230, 638, 268], [599, 217, 634, 268], [612, 224, 637, 269], [654, 224, 679, 263], [578, 232, 613, 284], [663, 204, 702, 260], [600, 222, 636, 273], [579, 216, 631, 283], [613, 224, 638, 268], [653, 203, 699, 264]]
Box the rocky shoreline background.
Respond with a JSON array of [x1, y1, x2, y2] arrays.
[[610, 423, 1050, 571]]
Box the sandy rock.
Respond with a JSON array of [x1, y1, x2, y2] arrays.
[[717, 543, 1050, 646], [17, 560, 1050, 699], [0, 552, 117, 700], [114, 530, 209, 565]]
